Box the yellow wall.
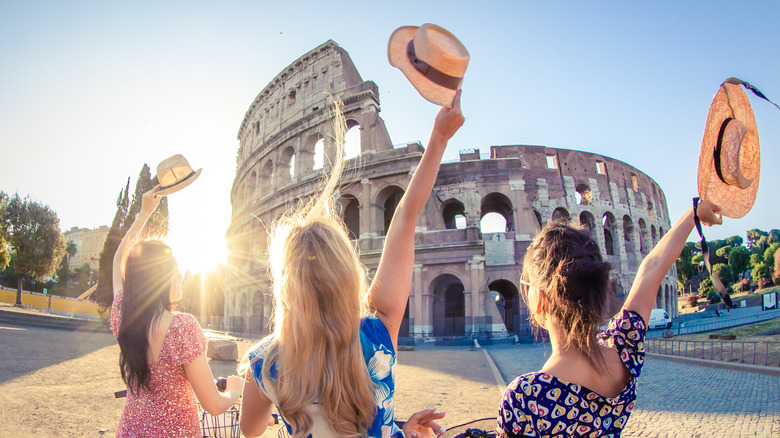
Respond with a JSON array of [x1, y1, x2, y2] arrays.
[[0, 288, 106, 318]]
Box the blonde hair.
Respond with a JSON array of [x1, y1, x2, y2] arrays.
[[241, 98, 375, 437]]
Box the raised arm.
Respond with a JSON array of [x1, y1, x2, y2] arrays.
[[112, 186, 161, 295], [622, 199, 722, 324], [370, 91, 465, 347]]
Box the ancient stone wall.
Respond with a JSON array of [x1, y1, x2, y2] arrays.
[[224, 41, 677, 339]]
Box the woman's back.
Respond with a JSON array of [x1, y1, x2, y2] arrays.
[[247, 315, 401, 438], [111, 289, 207, 437]]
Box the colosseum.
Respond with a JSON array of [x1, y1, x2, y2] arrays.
[[224, 40, 677, 341]]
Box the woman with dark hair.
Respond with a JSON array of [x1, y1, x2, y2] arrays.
[[496, 200, 722, 437], [111, 187, 241, 437]]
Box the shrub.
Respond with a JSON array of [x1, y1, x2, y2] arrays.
[[731, 282, 741, 294], [758, 277, 774, 289], [706, 291, 722, 304], [686, 294, 699, 307], [699, 278, 714, 297], [741, 278, 752, 292]]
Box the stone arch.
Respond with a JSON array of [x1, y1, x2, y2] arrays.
[[280, 146, 296, 182], [579, 211, 596, 233], [575, 183, 592, 205], [344, 119, 361, 160], [648, 200, 655, 218], [489, 280, 523, 334], [533, 209, 544, 229], [237, 292, 248, 333], [623, 215, 635, 254], [480, 192, 514, 232], [443, 199, 467, 230], [376, 185, 405, 236], [260, 159, 273, 188], [303, 133, 324, 171], [431, 274, 466, 336], [651, 224, 658, 245], [249, 170, 257, 198], [602, 212, 617, 256], [655, 285, 663, 308], [664, 284, 670, 313], [339, 194, 360, 240], [638, 218, 650, 255], [551, 207, 570, 223]]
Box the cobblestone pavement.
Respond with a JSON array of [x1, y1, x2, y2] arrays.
[[486, 343, 780, 437]]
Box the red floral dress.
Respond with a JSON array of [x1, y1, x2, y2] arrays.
[[111, 289, 206, 437]]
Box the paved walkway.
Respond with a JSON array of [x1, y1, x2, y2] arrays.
[[487, 343, 780, 437]]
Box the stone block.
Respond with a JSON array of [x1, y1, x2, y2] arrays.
[[207, 339, 238, 361]]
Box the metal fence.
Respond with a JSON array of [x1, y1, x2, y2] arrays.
[[645, 311, 780, 339], [646, 338, 780, 367]]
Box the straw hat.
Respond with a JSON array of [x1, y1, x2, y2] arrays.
[[388, 23, 469, 108], [156, 154, 202, 196], [697, 80, 760, 218]]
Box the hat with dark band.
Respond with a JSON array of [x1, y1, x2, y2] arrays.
[[388, 23, 469, 108], [156, 154, 202, 197]]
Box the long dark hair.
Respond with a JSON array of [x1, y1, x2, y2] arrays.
[[117, 240, 178, 393], [522, 221, 611, 368]]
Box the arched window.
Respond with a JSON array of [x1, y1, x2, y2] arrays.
[[431, 274, 466, 336], [313, 138, 325, 170], [443, 200, 467, 230], [281, 146, 295, 181], [480, 193, 514, 233], [623, 216, 635, 254], [580, 211, 596, 232], [551, 207, 570, 223], [489, 280, 524, 335], [344, 121, 361, 160], [261, 160, 273, 188], [602, 213, 617, 256], [575, 184, 592, 205], [533, 209, 543, 229], [340, 195, 360, 240], [377, 186, 405, 236], [651, 225, 658, 245]]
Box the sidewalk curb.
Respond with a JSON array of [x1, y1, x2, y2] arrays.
[[482, 349, 507, 396], [647, 353, 780, 377]]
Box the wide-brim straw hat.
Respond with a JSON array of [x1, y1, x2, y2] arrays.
[[388, 23, 469, 108], [156, 154, 202, 196], [697, 80, 760, 218]]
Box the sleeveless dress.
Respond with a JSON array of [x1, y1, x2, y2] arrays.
[[497, 309, 647, 438], [111, 289, 207, 437], [247, 315, 403, 438]]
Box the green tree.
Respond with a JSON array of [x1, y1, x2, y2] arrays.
[[727, 245, 750, 278], [765, 242, 780, 271], [676, 242, 695, 284], [94, 165, 169, 310], [725, 235, 744, 247], [0, 192, 10, 270], [699, 278, 714, 297], [64, 241, 77, 271], [94, 179, 130, 310], [4, 195, 65, 306], [747, 228, 768, 249], [752, 262, 770, 284], [749, 253, 762, 268], [712, 263, 734, 285]]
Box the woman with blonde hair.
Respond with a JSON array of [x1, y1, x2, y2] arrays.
[[239, 92, 464, 438]]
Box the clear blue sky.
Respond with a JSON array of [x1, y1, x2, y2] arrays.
[[1, 1, 778, 271]]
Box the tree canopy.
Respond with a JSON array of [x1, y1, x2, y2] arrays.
[[3, 194, 65, 305]]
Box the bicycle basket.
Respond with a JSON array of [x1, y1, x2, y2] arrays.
[[200, 403, 241, 438]]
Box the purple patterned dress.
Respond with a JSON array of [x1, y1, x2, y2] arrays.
[[497, 309, 647, 437]]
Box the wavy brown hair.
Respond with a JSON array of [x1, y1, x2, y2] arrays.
[[522, 221, 612, 369]]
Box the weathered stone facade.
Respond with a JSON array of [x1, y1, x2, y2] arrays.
[[224, 41, 677, 340]]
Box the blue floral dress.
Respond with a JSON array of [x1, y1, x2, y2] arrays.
[[497, 309, 647, 437], [247, 315, 403, 438]]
